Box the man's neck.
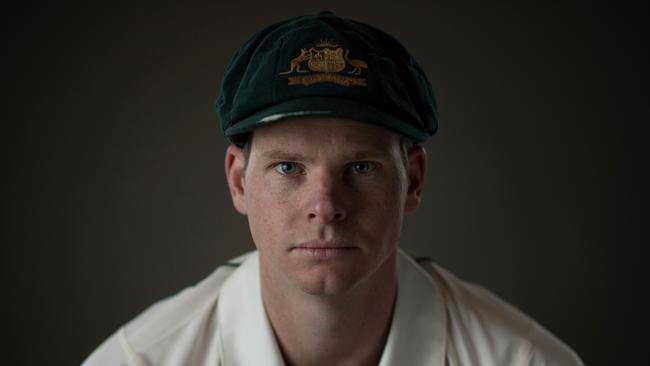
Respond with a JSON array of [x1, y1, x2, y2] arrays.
[[260, 254, 398, 366]]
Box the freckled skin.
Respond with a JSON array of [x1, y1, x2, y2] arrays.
[[229, 118, 414, 296]]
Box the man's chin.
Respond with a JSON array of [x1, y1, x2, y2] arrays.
[[290, 266, 366, 297]]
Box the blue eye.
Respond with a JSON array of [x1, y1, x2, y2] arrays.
[[275, 162, 300, 175], [351, 162, 376, 174]]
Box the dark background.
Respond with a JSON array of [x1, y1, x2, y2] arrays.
[[5, 0, 647, 364]]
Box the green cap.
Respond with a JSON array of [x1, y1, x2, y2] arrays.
[[216, 11, 439, 146]]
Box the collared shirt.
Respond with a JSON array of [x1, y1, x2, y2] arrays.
[[83, 249, 583, 365]]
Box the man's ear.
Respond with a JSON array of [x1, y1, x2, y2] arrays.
[[225, 144, 248, 215], [404, 145, 427, 213]]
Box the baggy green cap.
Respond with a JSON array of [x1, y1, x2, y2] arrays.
[[216, 11, 439, 146]]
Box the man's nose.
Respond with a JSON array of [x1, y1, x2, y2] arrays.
[[305, 173, 348, 224]]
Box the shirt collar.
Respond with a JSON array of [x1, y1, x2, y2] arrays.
[[378, 249, 447, 366], [217, 249, 446, 365], [217, 251, 285, 366]]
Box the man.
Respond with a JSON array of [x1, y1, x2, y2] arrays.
[[84, 11, 583, 366]]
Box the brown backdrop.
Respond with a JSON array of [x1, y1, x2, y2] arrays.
[[5, 0, 647, 364]]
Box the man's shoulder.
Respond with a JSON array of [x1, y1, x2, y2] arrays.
[[121, 252, 250, 349], [413, 258, 583, 366], [82, 252, 254, 366]]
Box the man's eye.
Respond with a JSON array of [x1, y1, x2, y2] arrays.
[[275, 162, 301, 175], [351, 162, 376, 174]]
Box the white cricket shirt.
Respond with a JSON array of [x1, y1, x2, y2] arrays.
[[83, 249, 583, 365]]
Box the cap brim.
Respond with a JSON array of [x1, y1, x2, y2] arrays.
[[224, 96, 430, 145]]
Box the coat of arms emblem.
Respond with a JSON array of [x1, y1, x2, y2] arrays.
[[279, 40, 368, 87]]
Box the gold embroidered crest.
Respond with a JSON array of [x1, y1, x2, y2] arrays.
[[279, 40, 368, 87]]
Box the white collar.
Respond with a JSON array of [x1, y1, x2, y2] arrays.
[[217, 249, 447, 365], [217, 251, 285, 365], [378, 250, 447, 365]]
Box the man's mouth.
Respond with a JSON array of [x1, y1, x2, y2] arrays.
[[291, 240, 359, 257]]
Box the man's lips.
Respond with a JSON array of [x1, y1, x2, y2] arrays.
[[290, 241, 359, 257], [291, 240, 356, 250]]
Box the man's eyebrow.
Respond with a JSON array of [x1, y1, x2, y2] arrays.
[[259, 148, 392, 162], [348, 149, 393, 160], [260, 149, 313, 162]]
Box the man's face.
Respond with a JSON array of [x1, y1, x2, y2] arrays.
[[225, 118, 425, 296]]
